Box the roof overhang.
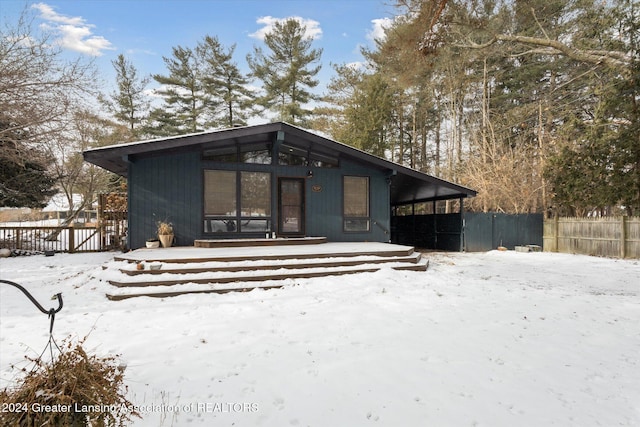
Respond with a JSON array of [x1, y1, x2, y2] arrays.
[[83, 122, 476, 204]]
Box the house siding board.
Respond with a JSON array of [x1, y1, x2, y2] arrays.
[[306, 158, 390, 242], [129, 152, 201, 249]]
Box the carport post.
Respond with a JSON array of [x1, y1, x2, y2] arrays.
[[459, 196, 464, 252]]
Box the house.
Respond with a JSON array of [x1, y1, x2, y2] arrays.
[[42, 193, 96, 225], [83, 122, 476, 249]]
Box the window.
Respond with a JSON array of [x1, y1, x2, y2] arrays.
[[204, 170, 236, 217], [241, 172, 271, 217], [203, 145, 237, 163], [309, 151, 339, 168], [343, 176, 370, 232], [278, 144, 307, 166], [204, 170, 271, 233], [203, 142, 272, 164], [241, 143, 271, 164]]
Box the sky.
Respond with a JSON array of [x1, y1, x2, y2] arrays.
[[0, 0, 396, 96]]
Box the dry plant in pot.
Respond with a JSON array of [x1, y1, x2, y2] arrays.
[[157, 221, 174, 248]]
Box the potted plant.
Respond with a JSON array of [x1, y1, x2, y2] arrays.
[[157, 221, 174, 248], [146, 238, 160, 249]]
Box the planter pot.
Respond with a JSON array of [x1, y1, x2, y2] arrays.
[[146, 240, 160, 249], [159, 234, 174, 248]]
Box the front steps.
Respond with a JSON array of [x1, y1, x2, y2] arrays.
[[104, 242, 428, 301]]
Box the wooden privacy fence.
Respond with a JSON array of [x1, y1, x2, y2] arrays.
[[544, 216, 640, 259]]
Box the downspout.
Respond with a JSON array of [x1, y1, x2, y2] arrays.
[[124, 155, 133, 250]]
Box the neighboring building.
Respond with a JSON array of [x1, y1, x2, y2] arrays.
[[42, 193, 94, 224], [83, 122, 475, 249]]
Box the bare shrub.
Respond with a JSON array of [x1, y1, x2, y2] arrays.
[[0, 337, 140, 426]]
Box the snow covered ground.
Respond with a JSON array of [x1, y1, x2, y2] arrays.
[[1, 249, 638, 426]]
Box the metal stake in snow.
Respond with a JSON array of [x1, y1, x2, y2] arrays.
[[0, 279, 63, 335]]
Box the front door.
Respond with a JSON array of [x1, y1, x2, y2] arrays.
[[278, 178, 305, 236]]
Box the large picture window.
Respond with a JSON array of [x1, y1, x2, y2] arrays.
[[343, 176, 370, 232], [204, 170, 271, 233]]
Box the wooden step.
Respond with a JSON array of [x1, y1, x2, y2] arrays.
[[108, 259, 429, 288], [105, 259, 429, 301], [114, 242, 415, 264], [120, 252, 423, 276], [106, 284, 285, 301], [105, 242, 429, 301]]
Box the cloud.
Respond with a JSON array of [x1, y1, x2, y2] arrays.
[[32, 2, 115, 56], [125, 48, 157, 56], [250, 16, 322, 41], [367, 17, 393, 43]]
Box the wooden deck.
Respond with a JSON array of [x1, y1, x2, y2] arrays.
[[106, 241, 429, 300], [194, 236, 327, 248]]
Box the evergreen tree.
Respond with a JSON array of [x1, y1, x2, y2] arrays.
[[0, 121, 56, 208], [336, 71, 393, 158], [247, 18, 322, 126], [100, 54, 150, 138], [148, 46, 206, 136], [197, 35, 254, 128], [546, 0, 640, 215]]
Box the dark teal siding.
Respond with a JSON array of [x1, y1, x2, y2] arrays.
[[128, 151, 390, 248], [129, 151, 201, 249], [304, 159, 390, 242]]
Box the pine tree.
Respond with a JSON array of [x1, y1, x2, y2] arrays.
[[100, 54, 150, 138], [197, 35, 254, 128], [148, 46, 206, 136], [247, 18, 322, 126], [0, 121, 56, 207]]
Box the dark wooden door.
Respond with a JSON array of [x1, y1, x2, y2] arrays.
[[278, 178, 305, 236]]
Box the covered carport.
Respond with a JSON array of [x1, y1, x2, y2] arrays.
[[389, 170, 476, 251]]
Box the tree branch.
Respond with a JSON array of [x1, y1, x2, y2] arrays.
[[455, 34, 631, 73]]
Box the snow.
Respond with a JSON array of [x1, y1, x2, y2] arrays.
[[1, 249, 639, 426], [116, 241, 411, 261]]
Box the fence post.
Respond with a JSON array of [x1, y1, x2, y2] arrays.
[[553, 215, 559, 252], [621, 216, 627, 259], [16, 228, 22, 250], [68, 226, 75, 253]]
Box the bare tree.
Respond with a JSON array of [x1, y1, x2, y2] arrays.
[[0, 7, 98, 206], [0, 8, 97, 146]]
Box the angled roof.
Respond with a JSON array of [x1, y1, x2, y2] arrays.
[[83, 122, 475, 204]]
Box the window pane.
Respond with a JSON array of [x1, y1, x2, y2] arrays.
[[278, 144, 307, 165], [241, 172, 271, 217], [344, 218, 370, 232], [309, 151, 338, 168], [203, 146, 237, 162], [204, 219, 237, 233], [204, 170, 236, 216], [239, 219, 270, 233], [241, 143, 272, 164], [344, 176, 369, 217]]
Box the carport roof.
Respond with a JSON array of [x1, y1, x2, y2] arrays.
[[83, 122, 476, 204]]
